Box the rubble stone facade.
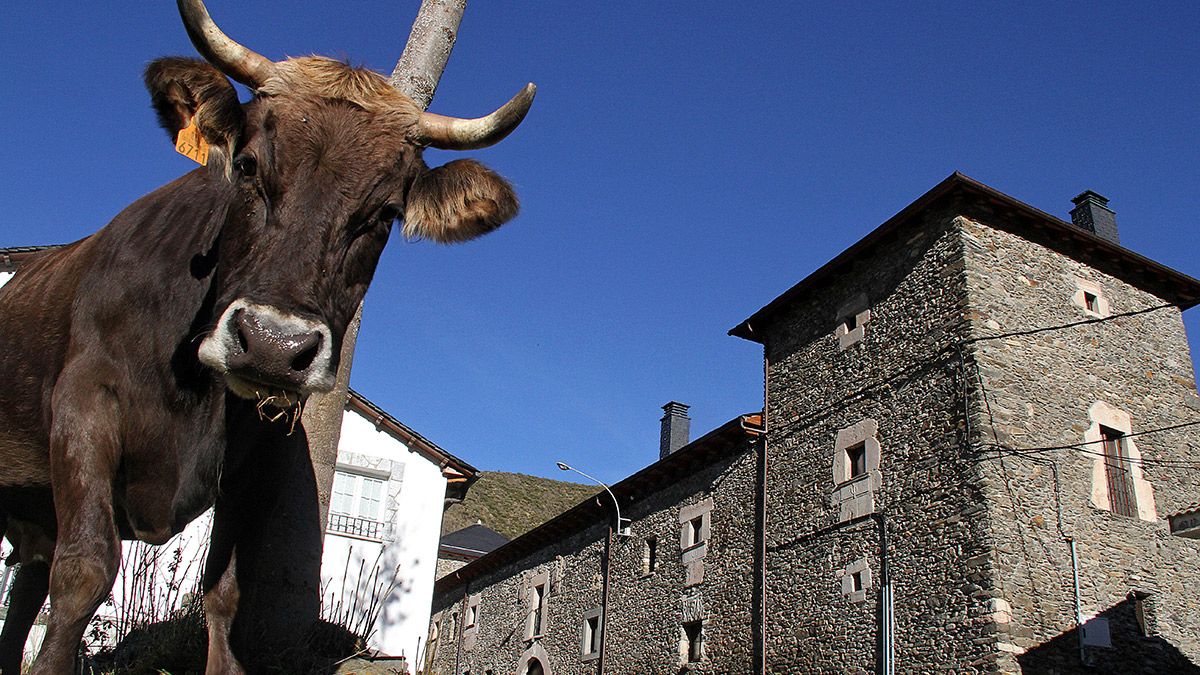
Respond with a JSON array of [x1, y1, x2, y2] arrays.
[[428, 174, 1200, 674]]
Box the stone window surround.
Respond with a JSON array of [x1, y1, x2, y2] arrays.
[[1085, 401, 1156, 522], [680, 591, 705, 661], [831, 419, 881, 523], [679, 498, 714, 587], [1074, 278, 1109, 316], [580, 606, 602, 661], [462, 592, 481, 651], [1071, 277, 1110, 318], [835, 293, 872, 350], [838, 557, 873, 603], [524, 569, 551, 641]]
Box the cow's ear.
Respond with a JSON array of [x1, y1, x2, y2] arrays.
[[403, 159, 519, 243], [144, 57, 244, 175]]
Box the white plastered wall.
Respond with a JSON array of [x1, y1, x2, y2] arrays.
[[321, 405, 448, 658]]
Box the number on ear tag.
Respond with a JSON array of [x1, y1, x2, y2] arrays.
[[175, 117, 210, 166]]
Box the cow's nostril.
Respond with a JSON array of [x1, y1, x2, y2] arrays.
[[235, 324, 250, 354], [291, 338, 320, 373]]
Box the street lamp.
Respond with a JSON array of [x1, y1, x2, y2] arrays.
[[556, 461, 631, 537]]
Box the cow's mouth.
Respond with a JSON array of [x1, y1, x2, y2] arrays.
[[224, 372, 306, 428]]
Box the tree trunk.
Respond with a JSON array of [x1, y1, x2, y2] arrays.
[[304, 0, 467, 534]]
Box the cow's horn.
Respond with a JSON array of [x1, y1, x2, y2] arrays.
[[415, 83, 537, 151], [177, 0, 277, 88]]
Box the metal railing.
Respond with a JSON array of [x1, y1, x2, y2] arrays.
[[328, 513, 386, 540]]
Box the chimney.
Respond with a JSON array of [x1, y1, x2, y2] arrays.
[[659, 401, 691, 459], [1070, 191, 1119, 245]]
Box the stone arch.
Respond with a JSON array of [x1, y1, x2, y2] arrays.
[[517, 641, 553, 675]]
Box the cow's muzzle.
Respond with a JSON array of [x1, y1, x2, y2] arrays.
[[198, 299, 335, 400]]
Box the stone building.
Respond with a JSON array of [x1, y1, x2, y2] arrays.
[[429, 173, 1200, 674], [429, 408, 765, 674]]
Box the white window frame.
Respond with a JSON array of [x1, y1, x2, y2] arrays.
[[330, 470, 387, 522]]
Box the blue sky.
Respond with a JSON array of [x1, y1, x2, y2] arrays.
[[3, 2, 1197, 484]]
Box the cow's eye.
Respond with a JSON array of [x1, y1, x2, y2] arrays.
[[233, 155, 258, 177]]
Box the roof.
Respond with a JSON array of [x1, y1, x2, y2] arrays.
[[439, 523, 510, 559], [435, 412, 763, 595], [346, 388, 478, 482], [730, 172, 1200, 343]]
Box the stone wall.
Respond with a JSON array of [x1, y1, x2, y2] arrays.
[[428, 435, 759, 675], [960, 211, 1200, 671], [759, 206, 1000, 673]]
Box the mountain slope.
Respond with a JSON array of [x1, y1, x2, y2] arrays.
[[442, 471, 599, 540]]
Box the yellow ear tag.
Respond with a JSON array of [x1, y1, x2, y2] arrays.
[[175, 117, 210, 166]]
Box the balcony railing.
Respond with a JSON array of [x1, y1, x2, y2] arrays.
[[328, 513, 386, 540]]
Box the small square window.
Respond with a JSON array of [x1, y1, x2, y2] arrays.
[[846, 442, 867, 480], [843, 314, 858, 332], [1083, 291, 1098, 313], [850, 570, 864, 592], [683, 620, 703, 663]]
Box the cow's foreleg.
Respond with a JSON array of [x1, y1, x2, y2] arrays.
[[0, 561, 50, 675], [29, 386, 122, 675], [202, 499, 245, 675]]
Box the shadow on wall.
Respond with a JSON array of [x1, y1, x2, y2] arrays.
[[1016, 595, 1200, 674], [322, 535, 414, 652]]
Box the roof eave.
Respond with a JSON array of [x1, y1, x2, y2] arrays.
[[730, 172, 1200, 343]]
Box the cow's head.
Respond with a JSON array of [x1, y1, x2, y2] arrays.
[[149, 0, 533, 407]]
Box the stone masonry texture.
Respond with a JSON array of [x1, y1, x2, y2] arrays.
[[427, 177, 1200, 674]]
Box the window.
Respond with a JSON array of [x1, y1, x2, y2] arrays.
[[581, 608, 602, 660], [836, 294, 871, 350], [1072, 278, 1110, 318], [466, 603, 478, 629], [328, 470, 387, 538], [846, 442, 867, 480], [642, 537, 658, 575], [531, 583, 546, 637], [449, 611, 459, 639], [839, 558, 872, 603], [682, 620, 703, 663], [832, 420, 881, 522], [678, 499, 714, 587], [1101, 426, 1137, 518], [1085, 401, 1155, 521], [686, 517, 703, 549]]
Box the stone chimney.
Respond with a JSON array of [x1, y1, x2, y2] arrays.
[[1070, 191, 1119, 245], [659, 401, 691, 459]]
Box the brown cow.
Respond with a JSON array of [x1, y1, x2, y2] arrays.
[[0, 1, 533, 673]]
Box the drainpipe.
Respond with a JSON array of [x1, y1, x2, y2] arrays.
[[599, 524, 613, 674], [753, 344, 770, 675], [877, 513, 893, 675], [1069, 538, 1085, 665]]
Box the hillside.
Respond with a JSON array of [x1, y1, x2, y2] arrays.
[[442, 471, 600, 540]]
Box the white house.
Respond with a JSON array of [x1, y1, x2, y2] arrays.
[[0, 246, 478, 663]]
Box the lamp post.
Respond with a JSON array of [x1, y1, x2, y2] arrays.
[[556, 462, 631, 536]]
